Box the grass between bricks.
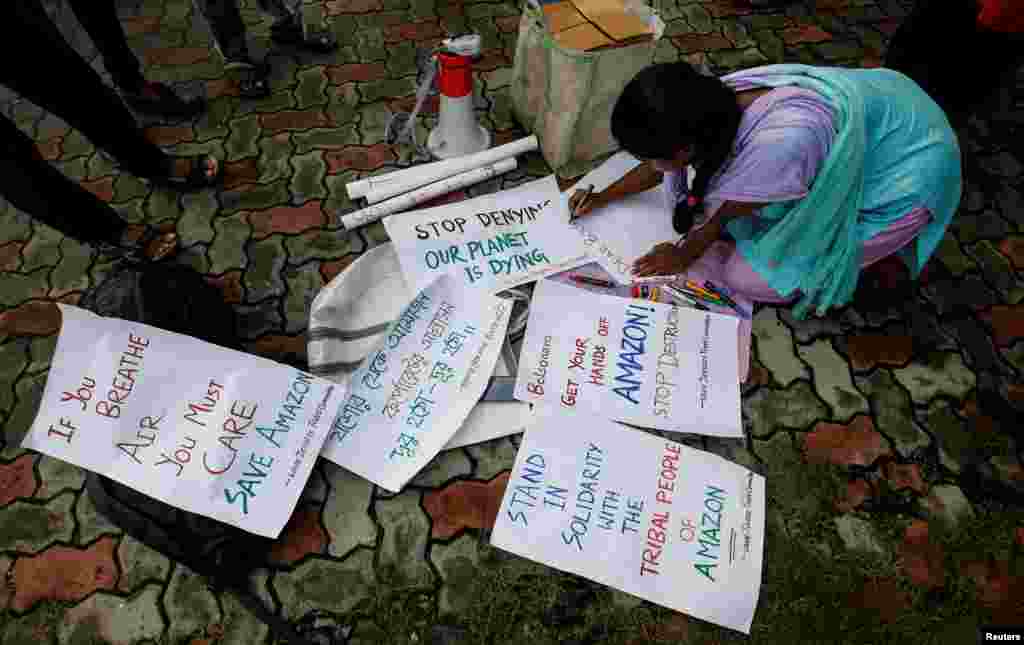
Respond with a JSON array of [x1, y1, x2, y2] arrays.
[[266, 462, 1024, 645]]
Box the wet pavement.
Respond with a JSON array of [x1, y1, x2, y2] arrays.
[[1, 0, 1024, 643]]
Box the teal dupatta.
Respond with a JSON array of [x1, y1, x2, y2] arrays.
[[719, 64, 962, 319]]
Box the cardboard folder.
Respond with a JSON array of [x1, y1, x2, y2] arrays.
[[544, 0, 653, 52], [569, 0, 652, 42], [543, 1, 589, 33]]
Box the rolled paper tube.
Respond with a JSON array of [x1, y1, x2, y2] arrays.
[[345, 173, 403, 199], [340, 157, 518, 230], [362, 135, 539, 205], [346, 135, 536, 198]]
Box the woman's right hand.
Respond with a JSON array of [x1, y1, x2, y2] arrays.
[[568, 189, 606, 220]]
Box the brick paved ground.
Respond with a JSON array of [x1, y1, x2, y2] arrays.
[[2, 0, 1024, 643]]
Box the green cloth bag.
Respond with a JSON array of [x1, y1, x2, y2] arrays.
[[510, 0, 664, 178]]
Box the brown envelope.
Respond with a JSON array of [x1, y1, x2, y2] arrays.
[[543, 1, 589, 33], [553, 22, 615, 50], [570, 0, 651, 41]]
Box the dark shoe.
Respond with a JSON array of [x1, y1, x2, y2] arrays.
[[122, 81, 206, 119], [152, 154, 223, 191], [270, 20, 338, 53], [221, 58, 272, 99], [236, 65, 272, 99]]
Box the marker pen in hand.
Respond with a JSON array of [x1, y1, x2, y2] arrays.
[[570, 185, 595, 221]]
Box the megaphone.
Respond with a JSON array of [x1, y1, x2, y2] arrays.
[[427, 34, 491, 160]]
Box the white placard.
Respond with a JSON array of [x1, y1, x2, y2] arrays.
[[320, 275, 512, 492], [383, 175, 590, 295], [21, 306, 345, 538], [564, 152, 680, 285], [442, 353, 533, 450], [491, 408, 765, 634], [514, 278, 742, 437]]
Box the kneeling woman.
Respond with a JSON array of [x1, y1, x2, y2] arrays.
[[570, 62, 962, 319]]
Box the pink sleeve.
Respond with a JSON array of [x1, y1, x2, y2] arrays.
[[703, 89, 836, 217]]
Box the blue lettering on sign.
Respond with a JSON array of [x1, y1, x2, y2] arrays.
[[613, 304, 654, 405]]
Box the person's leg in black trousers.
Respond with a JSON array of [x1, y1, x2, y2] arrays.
[[1, 0, 220, 186], [196, 0, 337, 62], [0, 116, 176, 261], [191, 0, 273, 98], [193, 0, 336, 99], [0, 0, 223, 260], [64, 0, 205, 118]]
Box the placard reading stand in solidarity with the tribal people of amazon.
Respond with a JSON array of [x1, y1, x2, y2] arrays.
[[383, 175, 590, 294], [319, 275, 512, 492], [22, 305, 345, 538], [514, 278, 742, 437], [491, 408, 765, 634]]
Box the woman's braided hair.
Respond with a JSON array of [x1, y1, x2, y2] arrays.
[[610, 62, 743, 234]]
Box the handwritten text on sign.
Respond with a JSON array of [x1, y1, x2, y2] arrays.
[[491, 409, 765, 634], [514, 279, 742, 437], [383, 175, 590, 294], [319, 275, 512, 492], [22, 305, 344, 538], [560, 152, 678, 285]]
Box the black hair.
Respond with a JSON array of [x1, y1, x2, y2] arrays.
[[610, 62, 743, 234]]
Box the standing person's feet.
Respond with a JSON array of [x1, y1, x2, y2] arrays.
[[151, 154, 223, 191], [104, 223, 180, 262], [120, 81, 206, 119], [269, 17, 338, 53], [211, 39, 273, 99]]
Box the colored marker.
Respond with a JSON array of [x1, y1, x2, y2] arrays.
[[702, 281, 751, 319], [677, 285, 724, 308], [570, 274, 614, 288], [703, 281, 740, 308], [681, 282, 726, 305], [632, 275, 678, 286], [663, 285, 709, 310], [684, 279, 722, 301], [631, 285, 660, 301]]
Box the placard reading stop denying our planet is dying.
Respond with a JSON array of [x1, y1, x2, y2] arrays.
[[383, 175, 590, 295], [490, 408, 765, 634], [514, 278, 743, 438]]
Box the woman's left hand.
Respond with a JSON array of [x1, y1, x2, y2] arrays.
[[633, 226, 716, 277]]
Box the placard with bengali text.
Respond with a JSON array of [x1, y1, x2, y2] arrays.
[[319, 275, 512, 492]]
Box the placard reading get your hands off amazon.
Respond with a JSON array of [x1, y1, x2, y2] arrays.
[[514, 278, 742, 437]]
